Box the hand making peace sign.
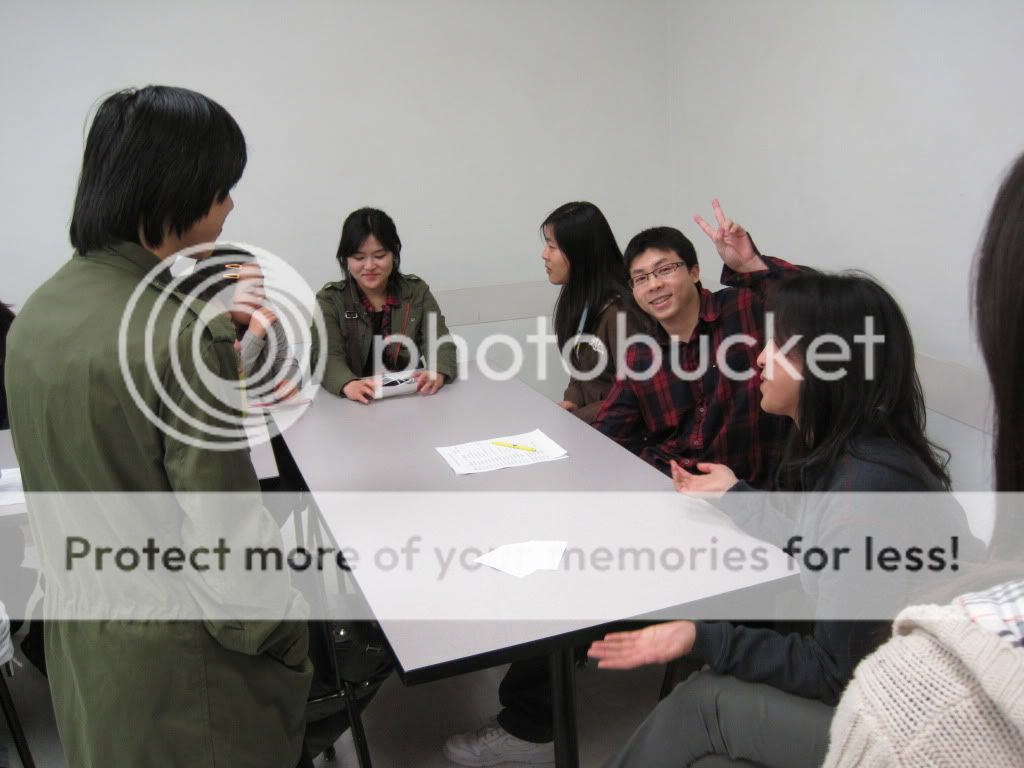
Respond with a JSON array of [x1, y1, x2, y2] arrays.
[[693, 199, 766, 274]]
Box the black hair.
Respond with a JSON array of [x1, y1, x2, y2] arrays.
[[69, 85, 246, 253], [336, 207, 403, 294], [0, 301, 14, 430], [975, 150, 1024, 558], [622, 226, 701, 291], [768, 271, 951, 491], [542, 202, 639, 349]]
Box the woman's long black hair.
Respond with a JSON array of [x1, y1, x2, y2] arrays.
[[769, 271, 951, 491], [975, 151, 1024, 558], [542, 202, 637, 349], [336, 207, 403, 295]]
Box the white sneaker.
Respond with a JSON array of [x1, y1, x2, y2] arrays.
[[443, 718, 555, 766]]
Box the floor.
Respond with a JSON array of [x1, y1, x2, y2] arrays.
[[1, 625, 663, 768]]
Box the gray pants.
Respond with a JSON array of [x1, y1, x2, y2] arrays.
[[604, 671, 834, 768]]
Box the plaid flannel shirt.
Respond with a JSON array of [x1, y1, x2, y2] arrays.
[[592, 256, 798, 486]]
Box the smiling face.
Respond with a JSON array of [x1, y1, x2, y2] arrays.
[[347, 234, 395, 296], [629, 247, 701, 331], [756, 339, 803, 421], [541, 225, 570, 285]]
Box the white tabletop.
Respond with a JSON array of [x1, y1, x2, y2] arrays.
[[0, 429, 15, 466], [280, 369, 672, 492], [278, 370, 794, 679], [316, 492, 794, 677], [0, 429, 26, 521]]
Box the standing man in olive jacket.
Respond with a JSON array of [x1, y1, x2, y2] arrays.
[[5, 86, 312, 767]]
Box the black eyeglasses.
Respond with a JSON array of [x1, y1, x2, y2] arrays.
[[628, 261, 687, 288]]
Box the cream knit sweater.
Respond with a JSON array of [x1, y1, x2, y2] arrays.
[[823, 590, 1024, 767]]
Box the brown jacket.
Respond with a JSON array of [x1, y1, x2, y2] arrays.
[[564, 299, 649, 423]]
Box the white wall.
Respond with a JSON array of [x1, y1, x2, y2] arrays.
[[3, 1, 1010, 489], [665, 1, 1024, 488], [0, 0, 673, 306], [667, 0, 1024, 371]]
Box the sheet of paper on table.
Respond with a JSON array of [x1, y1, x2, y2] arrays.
[[435, 429, 567, 475], [475, 540, 569, 578], [0, 467, 25, 506]]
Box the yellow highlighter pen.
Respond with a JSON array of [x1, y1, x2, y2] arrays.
[[491, 441, 537, 452]]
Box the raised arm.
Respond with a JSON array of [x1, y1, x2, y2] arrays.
[[162, 317, 309, 667], [694, 198, 767, 274]]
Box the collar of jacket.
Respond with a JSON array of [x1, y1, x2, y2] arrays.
[[653, 288, 721, 347], [76, 241, 236, 343], [328, 273, 419, 306], [77, 240, 168, 283]]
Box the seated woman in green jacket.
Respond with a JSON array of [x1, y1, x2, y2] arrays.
[[316, 207, 457, 403]]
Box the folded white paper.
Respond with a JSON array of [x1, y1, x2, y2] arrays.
[[475, 540, 569, 578], [374, 372, 419, 399], [435, 429, 568, 475]]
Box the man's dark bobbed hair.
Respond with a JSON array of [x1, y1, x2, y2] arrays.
[[69, 85, 246, 253]]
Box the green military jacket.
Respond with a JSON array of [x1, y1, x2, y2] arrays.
[[315, 272, 458, 396], [5, 242, 311, 767]]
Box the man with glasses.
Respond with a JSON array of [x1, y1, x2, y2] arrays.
[[443, 202, 800, 768], [593, 199, 799, 486]]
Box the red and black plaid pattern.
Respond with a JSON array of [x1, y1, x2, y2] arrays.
[[359, 290, 401, 367], [593, 257, 797, 487], [359, 290, 401, 335]]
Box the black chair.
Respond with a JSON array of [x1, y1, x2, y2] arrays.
[[305, 618, 391, 767], [269, 468, 392, 768], [1, 629, 36, 768]]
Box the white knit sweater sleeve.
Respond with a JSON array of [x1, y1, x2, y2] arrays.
[[823, 601, 1024, 767]]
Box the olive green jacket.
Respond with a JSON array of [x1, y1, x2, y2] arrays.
[[5, 242, 311, 768], [314, 273, 458, 396]]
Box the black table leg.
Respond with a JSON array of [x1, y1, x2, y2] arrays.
[[549, 646, 579, 768], [345, 681, 373, 768], [0, 670, 36, 768]]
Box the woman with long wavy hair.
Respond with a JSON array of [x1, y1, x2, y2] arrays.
[[540, 201, 647, 422], [590, 271, 980, 768]]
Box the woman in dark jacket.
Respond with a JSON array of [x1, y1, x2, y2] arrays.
[[590, 272, 981, 768]]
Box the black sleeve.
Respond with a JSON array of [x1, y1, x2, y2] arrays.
[[689, 618, 886, 705]]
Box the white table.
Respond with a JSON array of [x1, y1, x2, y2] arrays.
[[275, 369, 794, 767], [0, 430, 25, 524]]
